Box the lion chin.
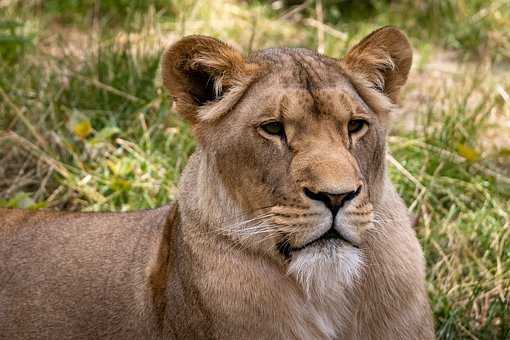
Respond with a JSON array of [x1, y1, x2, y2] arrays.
[[288, 240, 364, 297]]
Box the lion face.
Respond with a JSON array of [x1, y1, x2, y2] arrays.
[[163, 28, 412, 290]]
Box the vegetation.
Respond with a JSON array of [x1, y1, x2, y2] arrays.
[[1, 0, 509, 338]]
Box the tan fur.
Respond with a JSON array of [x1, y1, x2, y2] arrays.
[[0, 27, 434, 339]]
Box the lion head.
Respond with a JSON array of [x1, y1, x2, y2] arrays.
[[162, 27, 412, 294]]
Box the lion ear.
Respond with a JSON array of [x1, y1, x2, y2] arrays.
[[162, 35, 257, 123], [342, 26, 412, 103]]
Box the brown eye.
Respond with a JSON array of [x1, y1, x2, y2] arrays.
[[347, 119, 367, 134], [261, 121, 285, 136]]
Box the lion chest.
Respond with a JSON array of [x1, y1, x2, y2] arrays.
[[276, 282, 354, 340]]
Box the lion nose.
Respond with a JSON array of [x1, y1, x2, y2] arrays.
[[303, 185, 361, 216]]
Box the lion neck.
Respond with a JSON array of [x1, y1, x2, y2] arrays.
[[178, 150, 240, 229]]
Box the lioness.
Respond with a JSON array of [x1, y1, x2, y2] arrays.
[[0, 27, 434, 339]]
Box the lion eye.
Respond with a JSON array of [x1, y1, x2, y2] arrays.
[[347, 119, 367, 134], [261, 121, 285, 136]]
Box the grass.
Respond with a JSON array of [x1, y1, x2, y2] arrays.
[[388, 78, 510, 338], [1, 0, 509, 338], [272, 0, 510, 61]]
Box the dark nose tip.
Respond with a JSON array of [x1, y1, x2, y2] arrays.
[[303, 185, 361, 215]]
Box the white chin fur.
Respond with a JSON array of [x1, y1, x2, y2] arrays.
[[287, 241, 364, 297]]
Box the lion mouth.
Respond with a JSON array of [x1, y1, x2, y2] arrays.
[[296, 227, 359, 250], [278, 226, 359, 258]]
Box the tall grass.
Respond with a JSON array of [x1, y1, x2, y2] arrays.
[[1, 1, 509, 338], [389, 78, 510, 338], [274, 0, 510, 61]]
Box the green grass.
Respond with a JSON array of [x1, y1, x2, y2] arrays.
[[270, 0, 510, 61], [388, 79, 510, 338], [1, 1, 509, 338]]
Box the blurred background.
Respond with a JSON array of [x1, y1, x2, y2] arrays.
[[0, 0, 509, 338]]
